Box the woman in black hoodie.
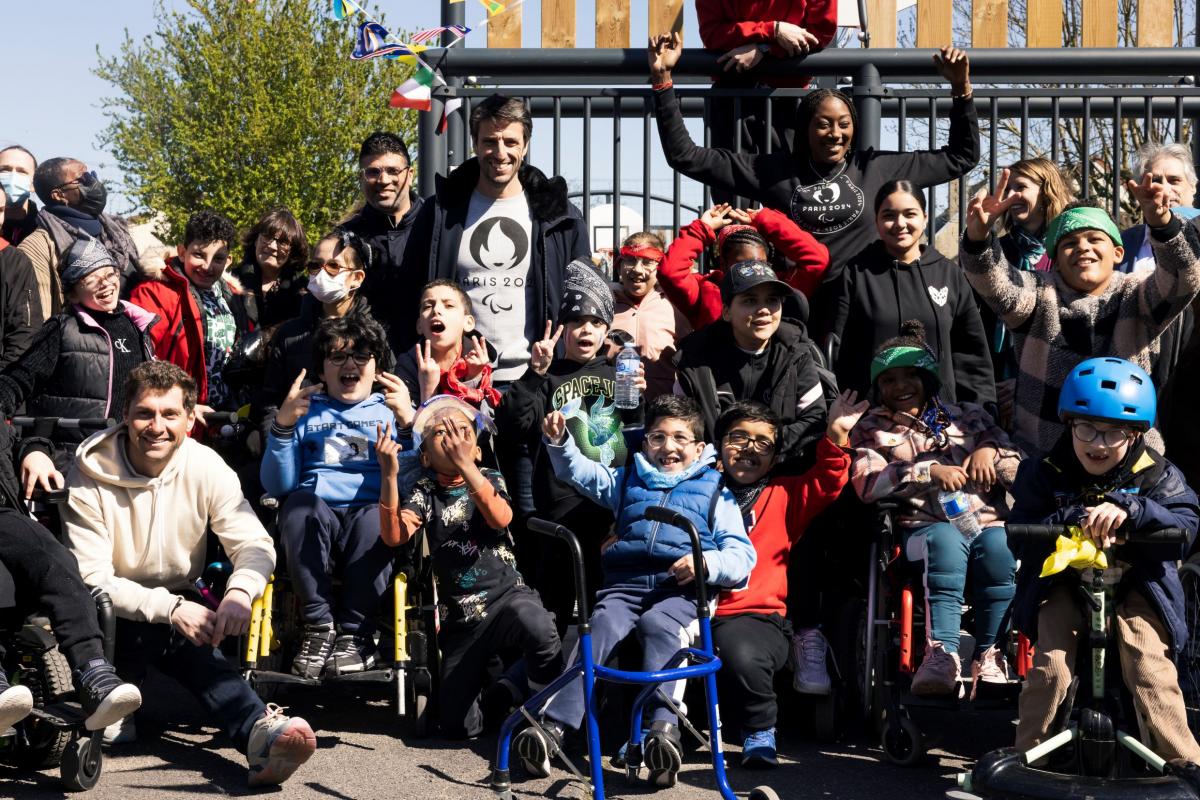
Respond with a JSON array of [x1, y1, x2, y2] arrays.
[[830, 180, 995, 408]]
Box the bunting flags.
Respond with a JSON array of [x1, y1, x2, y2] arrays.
[[329, 0, 362, 21], [437, 98, 464, 134], [479, 0, 505, 15], [390, 68, 436, 111], [410, 25, 471, 45], [351, 22, 414, 59]]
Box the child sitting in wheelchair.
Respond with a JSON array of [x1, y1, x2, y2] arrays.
[[261, 313, 413, 680], [1008, 357, 1200, 765], [515, 394, 755, 788], [850, 321, 1020, 699], [376, 394, 562, 740]]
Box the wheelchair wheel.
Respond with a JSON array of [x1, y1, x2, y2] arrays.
[[1180, 555, 1200, 734], [60, 735, 102, 791], [881, 714, 925, 766], [14, 642, 74, 769], [749, 788, 781, 800]]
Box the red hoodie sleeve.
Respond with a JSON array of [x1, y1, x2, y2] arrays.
[[780, 435, 851, 542], [753, 207, 830, 299], [656, 220, 725, 330]]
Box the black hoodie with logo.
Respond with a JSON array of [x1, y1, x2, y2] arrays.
[[829, 240, 995, 407]]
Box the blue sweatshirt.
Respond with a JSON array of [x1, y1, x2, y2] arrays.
[[261, 392, 396, 506], [545, 434, 755, 589]]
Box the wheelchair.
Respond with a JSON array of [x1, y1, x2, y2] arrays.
[[827, 500, 1026, 766], [490, 510, 779, 800], [961, 524, 1200, 799]]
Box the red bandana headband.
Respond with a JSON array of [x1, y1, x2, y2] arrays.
[[619, 244, 665, 264]]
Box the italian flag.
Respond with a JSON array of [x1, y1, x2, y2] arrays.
[[390, 67, 435, 111]]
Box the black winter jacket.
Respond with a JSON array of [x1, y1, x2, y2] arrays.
[[1008, 435, 1200, 654], [0, 245, 42, 368], [337, 194, 424, 340], [397, 159, 591, 357], [829, 241, 995, 407], [673, 319, 827, 467]]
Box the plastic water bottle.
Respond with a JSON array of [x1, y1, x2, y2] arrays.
[[615, 342, 641, 409], [939, 489, 982, 540]]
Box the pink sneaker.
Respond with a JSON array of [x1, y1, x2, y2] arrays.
[[910, 641, 962, 698], [969, 645, 1010, 700]]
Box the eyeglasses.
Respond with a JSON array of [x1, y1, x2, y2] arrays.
[[259, 234, 292, 254], [53, 170, 99, 193], [1070, 421, 1134, 447], [306, 258, 356, 276], [360, 165, 410, 182], [326, 351, 374, 367], [645, 432, 697, 447], [79, 268, 120, 292], [723, 431, 776, 455]]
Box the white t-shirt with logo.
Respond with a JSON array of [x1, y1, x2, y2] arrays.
[[456, 191, 535, 383]]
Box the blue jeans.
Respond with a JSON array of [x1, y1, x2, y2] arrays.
[[545, 583, 697, 730], [904, 523, 1016, 658], [114, 618, 265, 751]]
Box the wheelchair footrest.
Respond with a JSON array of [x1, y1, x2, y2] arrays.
[[323, 669, 396, 685], [29, 700, 85, 728]]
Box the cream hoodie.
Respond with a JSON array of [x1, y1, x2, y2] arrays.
[[65, 425, 275, 624]]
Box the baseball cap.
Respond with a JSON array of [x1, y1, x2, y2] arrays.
[[719, 259, 793, 304]]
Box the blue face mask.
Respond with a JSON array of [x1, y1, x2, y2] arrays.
[[0, 171, 31, 207]]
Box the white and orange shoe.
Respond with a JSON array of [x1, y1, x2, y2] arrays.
[[246, 704, 316, 787]]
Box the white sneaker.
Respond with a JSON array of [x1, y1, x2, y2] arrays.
[[0, 683, 33, 731], [246, 703, 316, 786], [102, 715, 137, 745], [791, 627, 832, 695], [969, 645, 1010, 700]]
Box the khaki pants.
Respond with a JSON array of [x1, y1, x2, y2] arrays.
[[1015, 583, 1200, 762]]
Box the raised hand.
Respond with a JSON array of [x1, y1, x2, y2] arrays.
[[542, 410, 567, 445], [1126, 172, 1173, 228], [933, 46, 971, 95], [726, 207, 760, 226], [530, 321, 564, 376], [415, 340, 441, 402], [378, 371, 415, 427], [437, 419, 477, 471], [775, 22, 820, 56], [463, 334, 490, 381], [277, 369, 323, 428], [376, 421, 401, 478], [827, 389, 870, 446], [717, 43, 764, 74], [965, 168, 1020, 242], [648, 31, 683, 83], [700, 202, 733, 232]]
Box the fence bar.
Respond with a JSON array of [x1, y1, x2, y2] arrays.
[[553, 96, 562, 178], [898, 96, 907, 152], [703, 96, 712, 220], [1176, 95, 1185, 141], [1082, 96, 1092, 199], [613, 94, 622, 250], [1051, 96, 1060, 162], [958, 174, 967, 241], [928, 98, 938, 237], [1019, 96, 1029, 160], [673, 166, 681, 236], [764, 98, 773, 157], [643, 97, 652, 229], [1144, 96, 1154, 136], [583, 97, 592, 232], [1112, 95, 1122, 219], [462, 96, 473, 170], [988, 98, 998, 189], [734, 95, 745, 208]]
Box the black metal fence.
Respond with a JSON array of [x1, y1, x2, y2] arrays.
[[415, 47, 1200, 249]]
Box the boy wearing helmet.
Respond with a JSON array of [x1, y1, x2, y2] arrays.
[[1009, 357, 1200, 763]]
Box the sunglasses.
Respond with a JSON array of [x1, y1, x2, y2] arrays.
[[54, 170, 99, 192]]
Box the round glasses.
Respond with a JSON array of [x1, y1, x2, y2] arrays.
[[1070, 420, 1134, 448], [327, 351, 374, 367], [361, 165, 409, 182], [645, 432, 697, 447], [306, 258, 356, 276], [723, 431, 776, 455], [79, 268, 121, 292]]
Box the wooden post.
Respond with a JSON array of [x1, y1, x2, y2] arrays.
[[649, 0, 684, 39], [1025, 0, 1063, 47], [917, 0, 953, 47], [596, 0, 631, 48], [541, 0, 576, 48], [865, 0, 897, 48], [972, 0, 1009, 48], [1081, 0, 1117, 47], [487, 1, 522, 47], [1137, 0, 1174, 46]]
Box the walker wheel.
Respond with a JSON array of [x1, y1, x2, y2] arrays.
[[60, 735, 103, 791], [493, 791, 512, 800], [411, 693, 430, 738], [882, 715, 926, 766], [749, 788, 781, 800]]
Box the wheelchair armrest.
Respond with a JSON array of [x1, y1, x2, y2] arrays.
[[29, 488, 70, 505]]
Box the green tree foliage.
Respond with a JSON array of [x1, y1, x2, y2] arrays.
[[96, 0, 417, 245]]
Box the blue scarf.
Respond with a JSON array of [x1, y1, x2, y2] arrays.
[[632, 444, 718, 489], [45, 204, 102, 237]]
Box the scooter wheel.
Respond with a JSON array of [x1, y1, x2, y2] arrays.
[[60, 735, 103, 791], [882, 715, 925, 767], [749, 788, 781, 800]]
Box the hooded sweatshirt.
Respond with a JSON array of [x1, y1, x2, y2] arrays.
[[612, 285, 692, 401], [64, 426, 275, 624], [830, 241, 995, 406]]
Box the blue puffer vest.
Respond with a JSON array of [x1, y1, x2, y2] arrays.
[[602, 465, 723, 588]]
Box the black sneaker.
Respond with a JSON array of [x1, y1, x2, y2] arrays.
[[0, 669, 33, 731], [323, 632, 377, 677], [643, 720, 683, 787], [513, 720, 563, 779], [74, 658, 142, 731], [291, 624, 336, 679]]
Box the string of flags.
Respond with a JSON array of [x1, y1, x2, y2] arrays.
[[330, 0, 518, 135]]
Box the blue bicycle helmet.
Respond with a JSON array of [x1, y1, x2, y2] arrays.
[[1057, 357, 1156, 430]]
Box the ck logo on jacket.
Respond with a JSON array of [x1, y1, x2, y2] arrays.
[[928, 286, 949, 307]]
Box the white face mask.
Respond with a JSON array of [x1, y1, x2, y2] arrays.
[[0, 171, 31, 207], [307, 269, 350, 304]]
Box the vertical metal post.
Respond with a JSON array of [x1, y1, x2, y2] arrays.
[[441, 0, 466, 167], [1112, 96, 1123, 219], [584, 97, 592, 234], [853, 62, 883, 153], [613, 93, 622, 251], [417, 98, 444, 198], [643, 96, 652, 231]]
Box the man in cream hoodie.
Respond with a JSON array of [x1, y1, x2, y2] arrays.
[[65, 361, 316, 787]]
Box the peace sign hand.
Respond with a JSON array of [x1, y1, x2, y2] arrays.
[[277, 369, 323, 428], [463, 334, 490, 381], [965, 168, 1020, 242], [378, 371, 415, 427], [530, 321, 563, 376], [1126, 172, 1173, 228], [415, 340, 441, 402]]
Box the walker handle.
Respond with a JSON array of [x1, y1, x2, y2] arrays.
[[643, 506, 710, 616], [1007, 524, 1188, 544], [526, 517, 590, 622]]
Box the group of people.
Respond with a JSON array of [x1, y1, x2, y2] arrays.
[[1, 19, 1200, 792]]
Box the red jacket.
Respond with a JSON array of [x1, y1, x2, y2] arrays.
[[656, 207, 830, 330], [697, 0, 838, 86], [717, 435, 850, 618]]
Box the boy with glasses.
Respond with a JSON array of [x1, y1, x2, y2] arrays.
[[514, 394, 755, 789], [261, 313, 413, 678], [709, 395, 860, 768]]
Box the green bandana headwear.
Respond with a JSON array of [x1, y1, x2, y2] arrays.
[[870, 345, 939, 385], [1043, 206, 1123, 258]]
